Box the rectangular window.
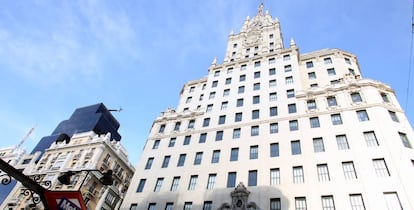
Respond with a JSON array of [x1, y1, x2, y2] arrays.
[[130, 204, 138, 210], [331, 114, 343, 125], [253, 82, 260, 90], [218, 115, 226, 125], [269, 79, 277, 87], [251, 125, 259, 136], [207, 174, 216, 190], [137, 179, 146, 192], [295, 197, 307, 210], [336, 135, 349, 150], [253, 95, 260, 104], [237, 98, 244, 107], [153, 140, 160, 149], [165, 203, 174, 210], [254, 61, 261, 67], [270, 198, 281, 210], [269, 68, 276, 75], [381, 92, 390, 103], [364, 131, 379, 147], [235, 112, 242, 122], [184, 135, 191, 145], [327, 96, 337, 107], [248, 170, 257, 186], [310, 117, 320, 128], [306, 61, 314, 68], [159, 124, 166, 133], [154, 178, 164, 192], [203, 201, 213, 210], [162, 156, 170, 168], [227, 172, 237, 188], [389, 111, 399, 122], [188, 175, 198, 190], [240, 74, 246, 82], [223, 89, 230, 97], [214, 71, 220, 77], [349, 194, 365, 210], [291, 140, 302, 155], [225, 77, 232, 85], [373, 158, 390, 177], [170, 176, 180, 191], [327, 68, 336, 76], [148, 203, 156, 210], [270, 143, 279, 157], [188, 120, 195, 129], [168, 138, 176, 147], [270, 123, 279, 134], [209, 92, 216, 99], [284, 65, 292, 72], [194, 152, 203, 165], [288, 103, 297, 113], [211, 150, 220, 163], [230, 148, 239, 161], [345, 57, 352, 64], [357, 110, 369, 121], [342, 161, 357, 179], [284, 54, 291, 60], [308, 72, 316, 80], [399, 132, 412, 148], [293, 166, 304, 184], [351, 92, 362, 103], [199, 133, 207, 143], [177, 154, 186, 167], [252, 109, 260, 119], [254, 71, 261, 78], [289, 120, 299, 131], [321, 195, 335, 210], [287, 89, 295, 98], [221, 101, 228, 110], [307, 100, 317, 110], [145, 157, 154, 169], [241, 64, 247, 71], [324, 57, 333, 64], [186, 97, 192, 104], [215, 131, 223, 141], [233, 128, 241, 139], [269, 92, 277, 102], [285, 76, 294, 85], [206, 104, 213, 113], [270, 168, 280, 185], [184, 202, 192, 210], [313, 137, 325, 152], [383, 192, 402, 210], [174, 122, 181, 131], [238, 86, 245, 94], [270, 107, 278, 117], [212, 80, 218, 88], [317, 164, 330, 182], [250, 145, 259, 159]]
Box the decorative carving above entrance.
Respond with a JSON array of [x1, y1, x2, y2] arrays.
[[217, 182, 260, 210]]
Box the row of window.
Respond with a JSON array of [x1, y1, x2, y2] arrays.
[[131, 191, 402, 210]]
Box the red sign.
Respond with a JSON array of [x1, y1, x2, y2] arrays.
[[44, 191, 87, 210]]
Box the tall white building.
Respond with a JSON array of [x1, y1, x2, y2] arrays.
[[122, 4, 414, 210]]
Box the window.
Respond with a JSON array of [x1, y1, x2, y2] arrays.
[[177, 154, 186, 167], [253, 95, 260, 104], [284, 65, 292, 72], [230, 148, 239, 161], [162, 156, 170, 168], [336, 135, 349, 150], [169, 138, 176, 147], [239, 74, 246, 82], [225, 78, 232, 85], [206, 104, 213, 113], [194, 152, 203, 165], [308, 72, 316, 80], [313, 137, 325, 152], [218, 115, 226, 125], [269, 34, 274, 39], [184, 135, 191, 145], [288, 103, 297, 114], [310, 117, 320, 128], [237, 98, 244, 107], [184, 202, 192, 210], [321, 196, 335, 210], [212, 80, 218, 88], [145, 158, 154, 169], [223, 89, 230, 97], [327, 96, 337, 107], [211, 150, 220, 163], [331, 114, 343, 125], [233, 128, 241, 139], [227, 67, 234, 74], [254, 71, 261, 78], [351, 92, 362, 103], [215, 131, 223, 141], [285, 76, 294, 84], [154, 178, 164, 192], [251, 125, 259, 136], [287, 89, 295, 98], [214, 71, 220, 77], [324, 57, 333, 64], [306, 61, 314, 68], [159, 124, 166, 133], [221, 101, 228, 110], [342, 161, 357, 179], [207, 174, 216, 190], [349, 194, 365, 210], [291, 140, 301, 155], [269, 68, 276, 75], [270, 143, 279, 157], [148, 203, 156, 210], [188, 120, 195, 129], [283, 54, 290, 60], [293, 166, 304, 184], [202, 84, 206, 90], [240, 64, 247, 71], [250, 145, 258, 159], [238, 86, 245, 94], [252, 109, 260, 120], [165, 203, 174, 210], [373, 158, 390, 177], [235, 112, 242, 122], [209, 92, 216, 99], [345, 57, 351, 64], [269, 79, 277, 87], [248, 170, 257, 186], [136, 179, 146, 192], [327, 68, 336, 76], [199, 133, 207, 143], [188, 175, 198, 190], [357, 110, 369, 121], [199, 94, 204, 101], [383, 192, 402, 210], [153, 140, 160, 149], [185, 97, 192, 104], [270, 123, 279, 134], [289, 120, 299, 131], [364, 131, 379, 147], [203, 118, 210, 127], [399, 132, 412, 148], [295, 197, 307, 210], [389, 111, 399, 122], [307, 100, 317, 110], [270, 198, 281, 210], [317, 164, 330, 182], [381, 92, 390, 103], [270, 106, 278, 116], [227, 172, 237, 188], [269, 92, 277, 102], [270, 168, 280, 185], [254, 61, 261, 67], [203, 201, 213, 210], [170, 176, 180, 192], [189, 86, 195, 93], [253, 83, 260, 90]]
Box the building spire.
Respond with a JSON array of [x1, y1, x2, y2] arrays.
[[258, 3, 264, 16]]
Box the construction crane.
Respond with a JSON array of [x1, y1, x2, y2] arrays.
[[13, 126, 36, 152]]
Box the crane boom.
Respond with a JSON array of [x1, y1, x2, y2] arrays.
[[13, 126, 36, 152]]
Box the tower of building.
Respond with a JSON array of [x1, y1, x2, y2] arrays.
[[122, 5, 414, 210]]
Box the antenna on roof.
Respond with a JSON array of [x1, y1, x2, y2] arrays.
[[108, 107, 123, 112]]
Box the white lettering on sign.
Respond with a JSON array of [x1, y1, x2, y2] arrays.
[[58, 198, 81, 210]]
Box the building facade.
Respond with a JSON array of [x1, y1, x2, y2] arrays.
[[121, 5, 414, 210]]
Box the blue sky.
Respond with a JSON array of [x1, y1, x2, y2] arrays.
[[0, 0, 412, 164]]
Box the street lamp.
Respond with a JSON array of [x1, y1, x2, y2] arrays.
[[58, 169, 113, 188]]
